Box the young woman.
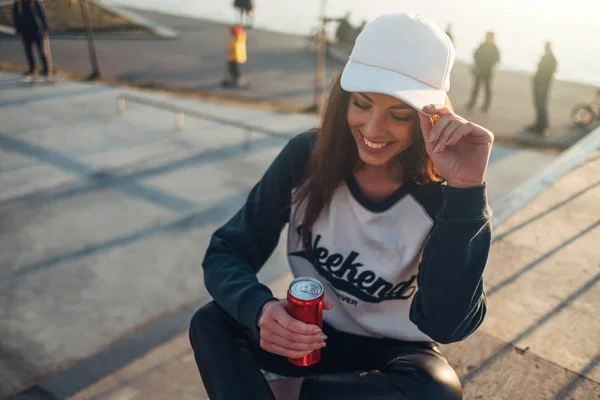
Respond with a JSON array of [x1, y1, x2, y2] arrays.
[[12, 0, 51, 81], [190, 13, 493, 400]]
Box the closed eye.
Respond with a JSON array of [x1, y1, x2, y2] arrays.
[[390, 114, 414, 122], [352, 99, 371, 110]]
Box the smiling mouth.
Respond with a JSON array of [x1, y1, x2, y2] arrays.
[[362, 134, 391, 149]]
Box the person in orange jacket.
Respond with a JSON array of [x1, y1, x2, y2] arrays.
[[222, 25, 248, 88]]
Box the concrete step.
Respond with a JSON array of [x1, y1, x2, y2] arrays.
[[0, 71, 575, 399]]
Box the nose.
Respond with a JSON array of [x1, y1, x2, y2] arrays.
[[362, 111, 387, 140]]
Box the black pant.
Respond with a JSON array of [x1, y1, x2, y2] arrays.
[[533, 83, 550, 129], [22, 35, 48, 76], [189, 301, 462, 400], [228, 61, 241, 82], [467, 73, 493, 111]]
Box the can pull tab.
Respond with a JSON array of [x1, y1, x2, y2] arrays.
[[299, 283, 320, 295]]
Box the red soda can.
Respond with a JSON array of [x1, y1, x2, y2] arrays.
[[286, 277, 324, 366]]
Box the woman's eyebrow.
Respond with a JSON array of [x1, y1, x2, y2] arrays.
[[389, 103, 413, 110], [358, 93, 373, 103]]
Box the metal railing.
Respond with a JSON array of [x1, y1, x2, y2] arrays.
[[116, 94, 292, 148]]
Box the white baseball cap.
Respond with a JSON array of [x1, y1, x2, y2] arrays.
[[340, 12, 455, 114]]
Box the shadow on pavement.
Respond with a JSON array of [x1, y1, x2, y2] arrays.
[[462, 273, 600, 385]]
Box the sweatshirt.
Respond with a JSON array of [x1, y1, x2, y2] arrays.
[[202, 132, 491, 344]]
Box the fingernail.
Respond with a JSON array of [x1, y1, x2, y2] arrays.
[[434, 143, 441, 153], [313, 328, 321, 334], [318, 342, 326, 348], [428, 133, 435, 143], [320, 334, 327, 340], [423, 105, 433, 110]]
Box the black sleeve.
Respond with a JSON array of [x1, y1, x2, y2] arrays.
[[410, 184, 491, 344], [35, 0, 49, 32], [202, 132, 314, 338], [13, 2, 21, 34]]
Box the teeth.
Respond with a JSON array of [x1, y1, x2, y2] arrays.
[[363, 136, 389, 149]]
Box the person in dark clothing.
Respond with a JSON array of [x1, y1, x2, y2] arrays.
[[329, 13, 364, 48], [466, 32, 500, 113], [334, 12, 353, 46], [12, 0, 50, 81], [234, 0, 254, 29], [190, 13, 493, 400], [527, 42, 558, 136]]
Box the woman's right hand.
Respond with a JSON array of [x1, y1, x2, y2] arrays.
[[257, 300, 329, 358]]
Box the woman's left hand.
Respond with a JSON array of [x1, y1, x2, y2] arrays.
[[418, 104, 494, 188]]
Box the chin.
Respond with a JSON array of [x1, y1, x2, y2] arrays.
[[357, 151, 393, 167]]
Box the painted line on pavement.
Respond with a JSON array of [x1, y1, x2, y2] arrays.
[[0, 85, 111, 108]]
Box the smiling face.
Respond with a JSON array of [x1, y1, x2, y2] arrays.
[[347, 92, 419, 169]]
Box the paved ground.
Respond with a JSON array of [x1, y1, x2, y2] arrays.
[[0, 71, 595, 399], [0, 8, 598, 149], [66, 153, 600, 400]]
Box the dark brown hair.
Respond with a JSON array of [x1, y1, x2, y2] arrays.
[[293, 72, 445, 245]]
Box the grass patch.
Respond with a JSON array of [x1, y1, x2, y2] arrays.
[[0, 0, 154, 36]]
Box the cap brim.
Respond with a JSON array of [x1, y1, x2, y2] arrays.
[[340, 59, 446, 115]]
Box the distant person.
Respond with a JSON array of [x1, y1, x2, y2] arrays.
[[221, 25, 247, 88], [233, 0, 254, 29], [12, 0, 51, 82], [527, 42, 558, 136], [445, 23, 453, 43], [466, 32, 500, 113], [335, 12, 353, 46], [351, 19, 368, 45]]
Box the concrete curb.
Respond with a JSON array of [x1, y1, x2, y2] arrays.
[[0, 1, 179, 40], [491, 125, 600, 228], [0, 23, 15, 36], [493, 132, 580, 151], [0, 0, 14, 35]]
